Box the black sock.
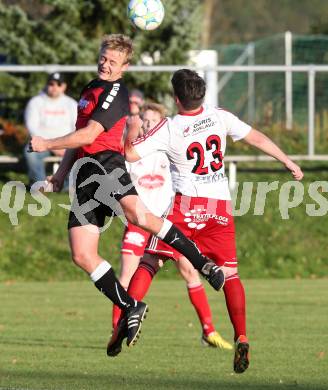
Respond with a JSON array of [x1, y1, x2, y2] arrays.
[[94, 268, 136, 310], [161, 225, 207, 271]]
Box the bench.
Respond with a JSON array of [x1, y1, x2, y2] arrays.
[[0, 155, 62, 174]]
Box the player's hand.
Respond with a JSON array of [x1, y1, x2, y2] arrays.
[[285, 159, 304, 181], [127, 115, 144, 138], [29, 136, 49, 153], [46, 175, 64, 192]]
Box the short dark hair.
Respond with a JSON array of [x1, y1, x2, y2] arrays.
[[171, 69, 206, 110]]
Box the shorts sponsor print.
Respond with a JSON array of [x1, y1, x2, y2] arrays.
[[145, 194, 238, 267]]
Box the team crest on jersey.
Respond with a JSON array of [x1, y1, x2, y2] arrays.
[[102, 83, 120, 110], [78, 98, 90, 109], [183, 126, 190, 136]]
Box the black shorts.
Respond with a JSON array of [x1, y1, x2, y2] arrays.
[[67, 151, 138, 229]]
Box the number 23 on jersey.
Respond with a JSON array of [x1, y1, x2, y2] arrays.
[[186, 134, 223, 175]]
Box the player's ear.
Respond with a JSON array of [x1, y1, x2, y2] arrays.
[[122, 62, 130, 73]]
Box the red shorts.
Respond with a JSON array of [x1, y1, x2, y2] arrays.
[[145, 194, 238, 268], [121, 223, 150, 257]]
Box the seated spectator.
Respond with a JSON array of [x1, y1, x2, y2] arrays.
[[24, 72, 77, 185]]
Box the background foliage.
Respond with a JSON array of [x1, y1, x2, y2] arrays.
[[209, 0, 328, 44], [0, 0, 202, 121]]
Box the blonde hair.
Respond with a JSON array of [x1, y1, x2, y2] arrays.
[[100, 34, 134, 63], [142, 102, 167, 119]]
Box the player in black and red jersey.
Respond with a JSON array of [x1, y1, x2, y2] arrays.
[[29, 35, 225, 351]]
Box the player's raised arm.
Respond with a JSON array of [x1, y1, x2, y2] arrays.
[[29, 120, 104, 152], [243, 128, 304, 181]]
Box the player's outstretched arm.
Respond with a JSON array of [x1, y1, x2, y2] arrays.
[[29, 120, 104, 152], [243, 128, 304, 181], [124, 115, 144, 162]]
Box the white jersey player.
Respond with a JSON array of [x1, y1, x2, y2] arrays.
[[110, 102, 233, 353], [124, 69, 303, 373], [132, 105, 251, 201]]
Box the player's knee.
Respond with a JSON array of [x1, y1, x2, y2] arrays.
[[221, 266, 239, 279], [183, 267, 200, 284], [71, 251, 92, 268], [177, 258, 200, 284]]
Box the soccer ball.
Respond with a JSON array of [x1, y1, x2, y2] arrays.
[[127, 0, 165, 31]]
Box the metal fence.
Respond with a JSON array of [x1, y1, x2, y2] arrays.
[[0, 63, 327, 157]]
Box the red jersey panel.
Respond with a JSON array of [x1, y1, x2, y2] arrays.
[[76, 78, 129, 157]]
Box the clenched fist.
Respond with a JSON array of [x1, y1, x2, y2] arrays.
[[284, 159, 304, 181], [28, 136, 49, 153]]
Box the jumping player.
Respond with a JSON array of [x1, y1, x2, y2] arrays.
[[29, 36, 225, 350], [111, 103, 232, 352], [123, 69, 304, 372]]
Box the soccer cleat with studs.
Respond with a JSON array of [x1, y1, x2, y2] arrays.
[[107, 317, 127, 357], [126, 301, 149, 347], [200, 260, 225, 291], [234, 335, 250, 374]]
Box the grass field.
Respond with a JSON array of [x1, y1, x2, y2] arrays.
[[0, 279, 327, 390]]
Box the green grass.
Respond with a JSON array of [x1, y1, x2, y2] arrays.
[[0, 279, 327, 390], [1, 165, 328, 280]]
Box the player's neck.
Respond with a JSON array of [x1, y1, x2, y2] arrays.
[[178, 106, 203, 116]]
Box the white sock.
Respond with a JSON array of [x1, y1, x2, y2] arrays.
[[90, 260, 111, 283], [156, 219, 173, 239]]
